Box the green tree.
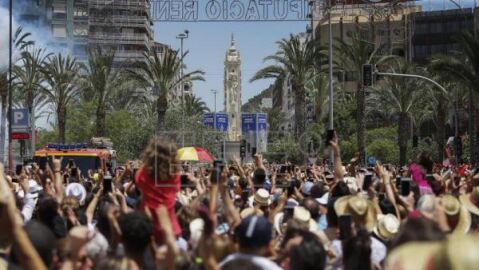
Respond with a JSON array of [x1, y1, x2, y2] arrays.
[[334, 33, 395, 165], [130, 49, 204, 131], [251, 34, 320, 137], [181, 94, 210, 117], [429, 30, 479, 164], [368, 60, 427, 165], [42, 54, 80, 143], [78, 48, 126, 137]]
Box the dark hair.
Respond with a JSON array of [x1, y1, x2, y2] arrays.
[[289, 233, 326, 270], [11, 221, 56, 267], [418, 152, 433, 173], [302, 197, 320, 220], [253, 168, 267, 185], [117, 212, 154, 256], [379, 198, 396, 216], [331, 182, 351, 198], [343, 227, 372, 270], [390, 218, 445, 251], [310, 182, 326, 198], [471, 213, 479, 231]]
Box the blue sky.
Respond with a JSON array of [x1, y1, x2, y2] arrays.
[[154, 0, 477, 111]]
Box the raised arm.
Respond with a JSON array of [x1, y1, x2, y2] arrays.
[[330, 136, 345, 180]]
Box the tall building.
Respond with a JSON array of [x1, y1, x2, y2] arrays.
[[88, 0, 154, 66], [314, 2, 421, 91], [14, 0, 154, 64], [411, 8, 477, 63], [224, 34, 242, 141]]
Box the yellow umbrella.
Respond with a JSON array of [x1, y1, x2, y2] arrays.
[[176, 147, 214, 163]]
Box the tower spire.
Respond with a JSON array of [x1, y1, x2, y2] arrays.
[[231, 33, 235, 47]]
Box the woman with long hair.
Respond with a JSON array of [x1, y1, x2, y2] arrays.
[[135, 137, 181, 242]]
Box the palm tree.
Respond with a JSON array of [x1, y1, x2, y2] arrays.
[[78, 48, 125, 137], [334, 33, 395, 165], [430, 30, 479, 164], [368, 60, 427, 165], [251, 34, 320, 137], [130, 49, 205, 131], [0, 27, 34, 157], [42, 54, 80, 143], [181, 94, 209, 117]]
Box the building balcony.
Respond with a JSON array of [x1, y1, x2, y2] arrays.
[[88, 0, 150, 10], [89, 33, 150, 44], [115, 50, 146, 59], [89, 15, 151, 27]]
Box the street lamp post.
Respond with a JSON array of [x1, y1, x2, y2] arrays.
[[176, 30, 189, 147], [211, 89, 217, 129], [328, 0, 334, 165], [8, 0, 13, 169]]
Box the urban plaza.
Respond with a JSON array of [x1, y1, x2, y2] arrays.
[[1, 0, 479, 269]]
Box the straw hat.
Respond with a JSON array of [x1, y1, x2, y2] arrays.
[[334, 195, 378, 231], [459, 187, 479, 216], [65, 183, 87, 205], [373, 214, 400, 241], [293, 206, 317, 232], [252, 188, 271, 207], [385, 241, 442, 270], [343, 177, 359, 194], [441, 194, 471, 234]]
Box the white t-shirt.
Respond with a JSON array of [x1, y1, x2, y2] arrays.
[[220, 253, 283, 270]]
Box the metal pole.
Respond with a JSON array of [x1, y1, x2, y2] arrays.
[[212, 89, 217, 130], [8, 0, 13, 169], [375, 72, 448, 95], [180, 37, 184, 147], [328, 0, 334, 164]]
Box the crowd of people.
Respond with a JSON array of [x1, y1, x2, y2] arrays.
[[1, 135, 479, 270]]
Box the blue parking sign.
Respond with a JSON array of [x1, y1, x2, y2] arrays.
[[11, 108, 29, 130]]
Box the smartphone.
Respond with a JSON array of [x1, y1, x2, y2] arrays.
[[68, 159, 75, 168], [251, 147, 257, 157], [103, 176, 113, 194], [39, 159, 47, 171], [71, 167, 78, 177], [339, 215, 352, 240], [396, 176, 401, 189], [362, 174, 373, 190], [15, 164, 23, 176], [181, 174, 189, 187], [326, 129, 335, 146], [400, 178, 411, 196], [287, 181, 295, 197]]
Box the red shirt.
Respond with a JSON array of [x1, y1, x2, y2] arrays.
[[135, 167, 181, 241]]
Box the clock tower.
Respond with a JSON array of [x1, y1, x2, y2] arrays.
[[224, 34, 242, 141]]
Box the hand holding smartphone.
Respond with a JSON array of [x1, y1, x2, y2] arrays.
[[400, 177, 411, 196], [326, 129, 335, 146]]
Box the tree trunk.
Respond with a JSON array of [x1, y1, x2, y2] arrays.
[[398, 112, 409, 166], [357, 83, 366, 166], [157, 92, 168, 133], [294, 83, 306, 137], [469, 88, 477, 165], [96, 105, 106, 137], [436, 102, 446, 162], [58, 106, 67, 143]]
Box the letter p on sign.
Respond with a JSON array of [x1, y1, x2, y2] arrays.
[[11, 108, 29, 130]]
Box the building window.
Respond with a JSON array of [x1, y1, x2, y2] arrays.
[[73, 24, 88, 36], [52, 25, 67, 38], [74, 7, 88, 17], [430, 22, 442, 33]]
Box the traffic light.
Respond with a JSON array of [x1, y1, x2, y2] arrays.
[[362, 64, 374, 87], [240, 139, 246, 159]]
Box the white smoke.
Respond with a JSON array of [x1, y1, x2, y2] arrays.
[[0, 6, 18, 70]]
